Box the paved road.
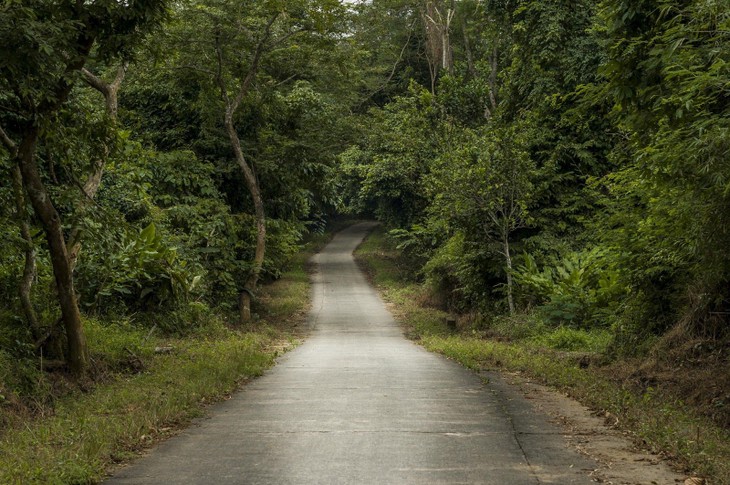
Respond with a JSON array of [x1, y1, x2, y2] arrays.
[[108, 222, 598, 484]]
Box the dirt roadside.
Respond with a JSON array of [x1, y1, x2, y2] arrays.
[[490, 369, 698, 485]]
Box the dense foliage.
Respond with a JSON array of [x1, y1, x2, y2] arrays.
[[0, 0, 728, 388], [340, 0, 730, 354], [0, 0, 350, 380]]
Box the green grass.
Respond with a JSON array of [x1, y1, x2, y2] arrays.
[[1, 333, 276, 484], [529, 326, 613, 352], [0, 224, 338, 484], [354, 227, 730, 484]]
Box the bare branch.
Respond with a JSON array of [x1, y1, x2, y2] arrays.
[[489, 45, 498, 110], [72, 175, 95, 202], [461, 18, 478, 79], [82, 63, 128, 95], [268, 26, 307, 51], [271, 73, 298, 89], [359, 20, 416, 106]]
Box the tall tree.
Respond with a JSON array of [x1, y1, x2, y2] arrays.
[[0, 0, 167, 374], [348, 0, 432, 108], [422, 0, 455, 91], [430, 126, 535, 314], [171, 0, 343, 323]]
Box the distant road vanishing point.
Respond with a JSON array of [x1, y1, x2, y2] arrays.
[[107, 222, 598, 484]]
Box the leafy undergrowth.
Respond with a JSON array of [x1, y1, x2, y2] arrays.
[[0, 226, 341, 485], [354, 227, 730, 484]]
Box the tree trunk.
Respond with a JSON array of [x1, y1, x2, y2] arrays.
[[440, 7, 454, 73], [10, 164, 41, 339], [488, 45, 498, 113], [503, 232, 515, 315], [239, 290, 252, 324], [17, 127, 88, 375], [212, 16, 278, 325], [422, 2, 441, 94], [224, 110, 266, 325], [441, 29, 449, 71], [66, 159, 103, 272], [1, 28, 96, 376], [461, 18, 478, 79]]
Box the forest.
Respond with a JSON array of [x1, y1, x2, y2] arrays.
[[1, 0, 729, 481]]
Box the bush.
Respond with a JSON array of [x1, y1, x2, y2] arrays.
[[0, 350, 48, 412], [422, 232, 505, 312], [160, 301, 226, 337], [512, 248, 627, 328], [130, 301, 226, 338], [78, 222, 202, 312]]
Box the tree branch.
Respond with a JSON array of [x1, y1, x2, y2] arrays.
[[229, 12, 281, 115], [461, 19, 478, 79], [170, 64, 217, 77], [0, 126, 18, 158], [214, 28, 231, 105], [270, 73, 298, 89], [359, 20, 416, 106], [0, 124, 18, 155], [110, 62, 129, 91], [268, 26, 307, 51], [489, 45, 498, 111], [81, 67, 110, 96], [82, 62, 127, 95]]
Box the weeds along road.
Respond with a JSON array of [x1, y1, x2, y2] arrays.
[[107, 222, 599, 484]]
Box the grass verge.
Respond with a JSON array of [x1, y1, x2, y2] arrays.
[[1, 333, 277, 484], [354, 226, 730, 484], [0, 225, 340, 484]]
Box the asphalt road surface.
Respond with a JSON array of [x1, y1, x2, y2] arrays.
[[107, 222, 599, 484]]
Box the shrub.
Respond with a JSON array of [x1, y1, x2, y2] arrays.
[[512, 248, 627, 328], [79, 222, 202, 312]]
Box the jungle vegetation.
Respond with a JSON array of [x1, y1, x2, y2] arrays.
[[1, 0, 728, 416]]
